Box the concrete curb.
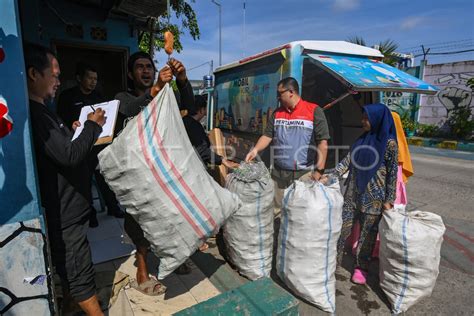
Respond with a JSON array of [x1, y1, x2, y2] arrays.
[[407, 137, 474, 152]]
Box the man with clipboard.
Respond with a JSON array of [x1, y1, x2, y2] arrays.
[[57, 63, 124, 225], [26, 43, 105, 316]]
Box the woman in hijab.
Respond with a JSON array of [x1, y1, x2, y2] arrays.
[[330, 103, 398, 285]]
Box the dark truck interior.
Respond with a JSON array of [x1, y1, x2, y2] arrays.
[[302, 57, 372, 168]]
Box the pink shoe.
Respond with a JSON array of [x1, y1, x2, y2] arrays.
[[351, 268, 368, 285]]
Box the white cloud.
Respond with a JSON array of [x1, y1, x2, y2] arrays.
[[333, 0, 360, 12], [400, 16, 425, 30]]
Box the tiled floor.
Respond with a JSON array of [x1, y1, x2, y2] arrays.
[[88, 209, 220, 315], [90, 253, 221, 315], [87, 211, 135, 264], [110, 254, 220, 315]]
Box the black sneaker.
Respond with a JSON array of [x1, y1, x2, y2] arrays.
[[107, 207, 125, 218], [89, 206, 99, 228], [89, 215, 99, 228]]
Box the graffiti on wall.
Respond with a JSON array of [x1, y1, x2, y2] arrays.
[[381, 66, 419, 116], [0, 219, 53, 315], [382, 90, 416, 113], [419, 62, 474, 125], [435, 74, 473, 116]]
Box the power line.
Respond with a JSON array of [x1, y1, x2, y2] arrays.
[[399, 38, 473, 51], [428, 54, 474, 59], [413, 49, 474, 58], [405, 43, 474, 54], [188, 60, 214, 75], [427, 49, 474, 55], [407, 43, 474, 52]]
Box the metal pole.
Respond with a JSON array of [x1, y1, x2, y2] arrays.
[[218, 4, 222, 65], [211, 0, 222, 66], [414, 45, 430, 122], [243, 1, 246, 58]]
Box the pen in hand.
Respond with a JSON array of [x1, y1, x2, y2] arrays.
[[89, 105, 96, 113]]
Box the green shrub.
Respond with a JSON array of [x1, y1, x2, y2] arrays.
[[416, 124, 441, 138], [400, 115, 417, 132], [447, 107, 474, 140]]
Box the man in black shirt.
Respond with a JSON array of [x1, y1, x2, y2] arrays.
[[25, 43, 106, 316], [57, 63, 124, 225], [183, 95, 239, 169], [57, 63, 104, 129], [114, 52, 195, 296]]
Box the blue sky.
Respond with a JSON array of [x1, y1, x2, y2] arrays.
[[154, 0, 474, 80]]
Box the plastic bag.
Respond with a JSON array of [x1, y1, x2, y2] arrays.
[[98, 84, 241, 279], [276, 179, 343, 313], [224, 162, 274, 280], [379, 209, 445, 314]]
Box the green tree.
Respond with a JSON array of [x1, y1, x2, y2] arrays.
[[376, 39, 399, 66], [346, 36, 366, 47], [467, 77, 474, 91], [347, 37, 399, 66], [138, 0, 200, 54]]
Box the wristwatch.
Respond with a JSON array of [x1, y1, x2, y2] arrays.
[[315, 168, 325, 175]]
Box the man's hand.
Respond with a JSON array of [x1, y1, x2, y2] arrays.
[[311, 171, 322, 181], [383, 202, 393, 211], [245, 148, 259, 162], [71, 121, 81, 131], [319, 174, 329, 184], [151, 66, 173, 97], [87, 108, 106, 126], [167, 58, 187, 83], [222, 159, 240, 169]]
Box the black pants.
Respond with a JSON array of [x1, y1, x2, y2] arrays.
[[49, 218, 95, 302], [88, 151, 119, 212], [94, 169, 119, 211], [124, 212, 150, 249]]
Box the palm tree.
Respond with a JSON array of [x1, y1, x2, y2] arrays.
[[376, 39, 399, 66], [347, 36, 399, 66], [347, 36, 366, 47]]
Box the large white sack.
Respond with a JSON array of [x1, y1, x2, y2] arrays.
[[379, 209, 445, 314], [276, 180, 343, 313], [224, 162, 274, 280], [98, 84, 241, 279]]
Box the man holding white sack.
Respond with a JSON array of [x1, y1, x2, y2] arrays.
[[245, 77, 330, 208], [114, 51, 196, 296]]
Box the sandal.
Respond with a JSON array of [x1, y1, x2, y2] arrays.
[[199, 242, 209, 252], [351, 268, 368, 285], [175, 262, 192, 275], [130, 276, 167, 296]]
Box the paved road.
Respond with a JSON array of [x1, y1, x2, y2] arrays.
[[197, 147, 474, 315], [300, 147, 474, 315]]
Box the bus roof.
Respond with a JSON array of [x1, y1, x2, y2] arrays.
[[214, 40, 384, 73]]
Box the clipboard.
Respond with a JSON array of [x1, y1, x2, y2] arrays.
[[72, 100, 120, 145]]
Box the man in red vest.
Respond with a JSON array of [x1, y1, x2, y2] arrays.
[[246, 77, 330, 208]]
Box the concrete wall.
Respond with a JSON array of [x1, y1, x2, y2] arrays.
[[1, 1, 142, 313], [1, 1, 53, 314], [20, 0, 138, 50], [419, 61, 474, 126]]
